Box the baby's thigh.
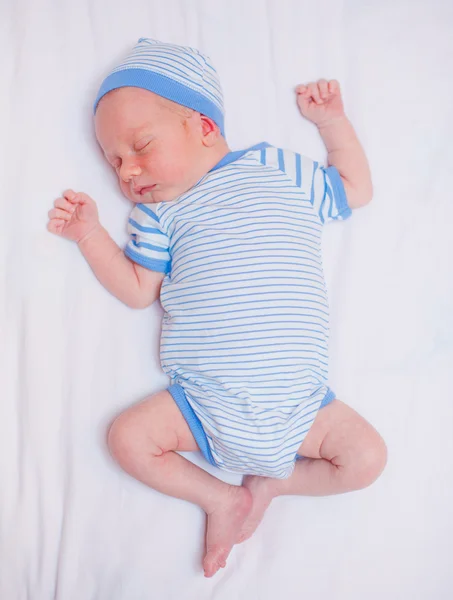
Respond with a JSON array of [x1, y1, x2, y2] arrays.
[[108, 390, 199, 456], [297, 398, 386, 463]]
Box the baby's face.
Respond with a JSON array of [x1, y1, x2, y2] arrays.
[[95, 87, 204, 204]]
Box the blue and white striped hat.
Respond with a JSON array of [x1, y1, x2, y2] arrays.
[[93, 38, 225, 136]]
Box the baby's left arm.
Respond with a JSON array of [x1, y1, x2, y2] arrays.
[[296, 80, 373, 209]]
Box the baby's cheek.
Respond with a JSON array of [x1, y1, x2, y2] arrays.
[[166, 154, 194, 183], [167, 163, 185, 181], [119, 178, 133, 201]]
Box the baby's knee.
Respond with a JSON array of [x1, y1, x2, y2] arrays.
[[107, 407, 163, 470], [353, 431, 388, 490]]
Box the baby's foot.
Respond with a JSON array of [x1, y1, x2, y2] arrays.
[[236, 475, 276, 544], [203, 485, 252, 577]]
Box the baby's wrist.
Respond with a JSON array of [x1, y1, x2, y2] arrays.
[[77, 222, 103, 246], [316, 114, 349, 130]]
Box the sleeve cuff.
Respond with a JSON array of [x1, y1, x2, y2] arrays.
[[325, 165, 352, 220], [125, 246, 171, 274]]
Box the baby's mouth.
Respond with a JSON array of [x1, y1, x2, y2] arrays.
[[134, 185, 156, 195]]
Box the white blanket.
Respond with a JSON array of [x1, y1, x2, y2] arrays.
[[2, 1, 452, 598]]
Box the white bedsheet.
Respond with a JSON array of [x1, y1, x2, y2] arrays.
[[1, 1, 453, 598]]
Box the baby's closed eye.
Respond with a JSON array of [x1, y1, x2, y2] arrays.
[[135, 137, 154, 152]]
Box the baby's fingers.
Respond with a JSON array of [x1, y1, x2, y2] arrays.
[[307, 82, 322, 104], [47, 218, 66, 235], [55, 196, 76, 213], [63, 189, 79, 203], [328, 80, 340, 94], [318, 79, 329, 99], [48, 207, 72, 221], [63, 189, 92, 205]]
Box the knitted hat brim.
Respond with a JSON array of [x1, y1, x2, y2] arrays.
[[93, 68, 225, 137]]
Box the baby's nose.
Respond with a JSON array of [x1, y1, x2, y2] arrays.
[[120, 162, 142, 182]]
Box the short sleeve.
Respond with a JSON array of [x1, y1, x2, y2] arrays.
[[310, 161, 352, 224], [257, 145, 351, 225], [125, 204, 171, 274]]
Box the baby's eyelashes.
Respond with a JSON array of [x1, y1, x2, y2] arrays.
[[134, 138, 153, 152]]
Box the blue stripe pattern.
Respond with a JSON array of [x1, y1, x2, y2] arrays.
[[126, 143, 351, 478], [93, 38, 225, 136]]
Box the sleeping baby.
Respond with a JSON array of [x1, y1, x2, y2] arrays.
[[47, 38, 387, 578]]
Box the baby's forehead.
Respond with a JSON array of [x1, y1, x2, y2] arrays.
[[100, 86, 165, 111], [96, 89, 171, 129], [95, 88, 189, 147]]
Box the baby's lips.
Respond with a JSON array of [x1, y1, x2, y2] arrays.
[[136, 185, 156, 195]]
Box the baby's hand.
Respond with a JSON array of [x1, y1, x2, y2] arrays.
[[47, 190, 100, 243], [296, 79, 345, 127]]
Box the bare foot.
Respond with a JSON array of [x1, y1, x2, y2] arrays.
[[236, 475, 276, 544], [203, 485, 252, 578]]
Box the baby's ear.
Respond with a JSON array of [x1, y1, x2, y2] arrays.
[[200, 115, 220, 147]]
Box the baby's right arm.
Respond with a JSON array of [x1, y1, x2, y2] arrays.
[[47, 190, 164, 308]]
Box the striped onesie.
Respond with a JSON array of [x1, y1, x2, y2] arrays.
[[125, 142, 352, 479]]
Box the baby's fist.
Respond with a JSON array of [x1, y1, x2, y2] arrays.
[[47, 190, 100, 243], [296, 79, 345, 127]]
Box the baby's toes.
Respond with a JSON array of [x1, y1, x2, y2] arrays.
[[203, 548, 227, 577]]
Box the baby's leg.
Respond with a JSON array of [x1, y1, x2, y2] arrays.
[[107, 391, 252, 577], [238, 399, 387, 543]]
